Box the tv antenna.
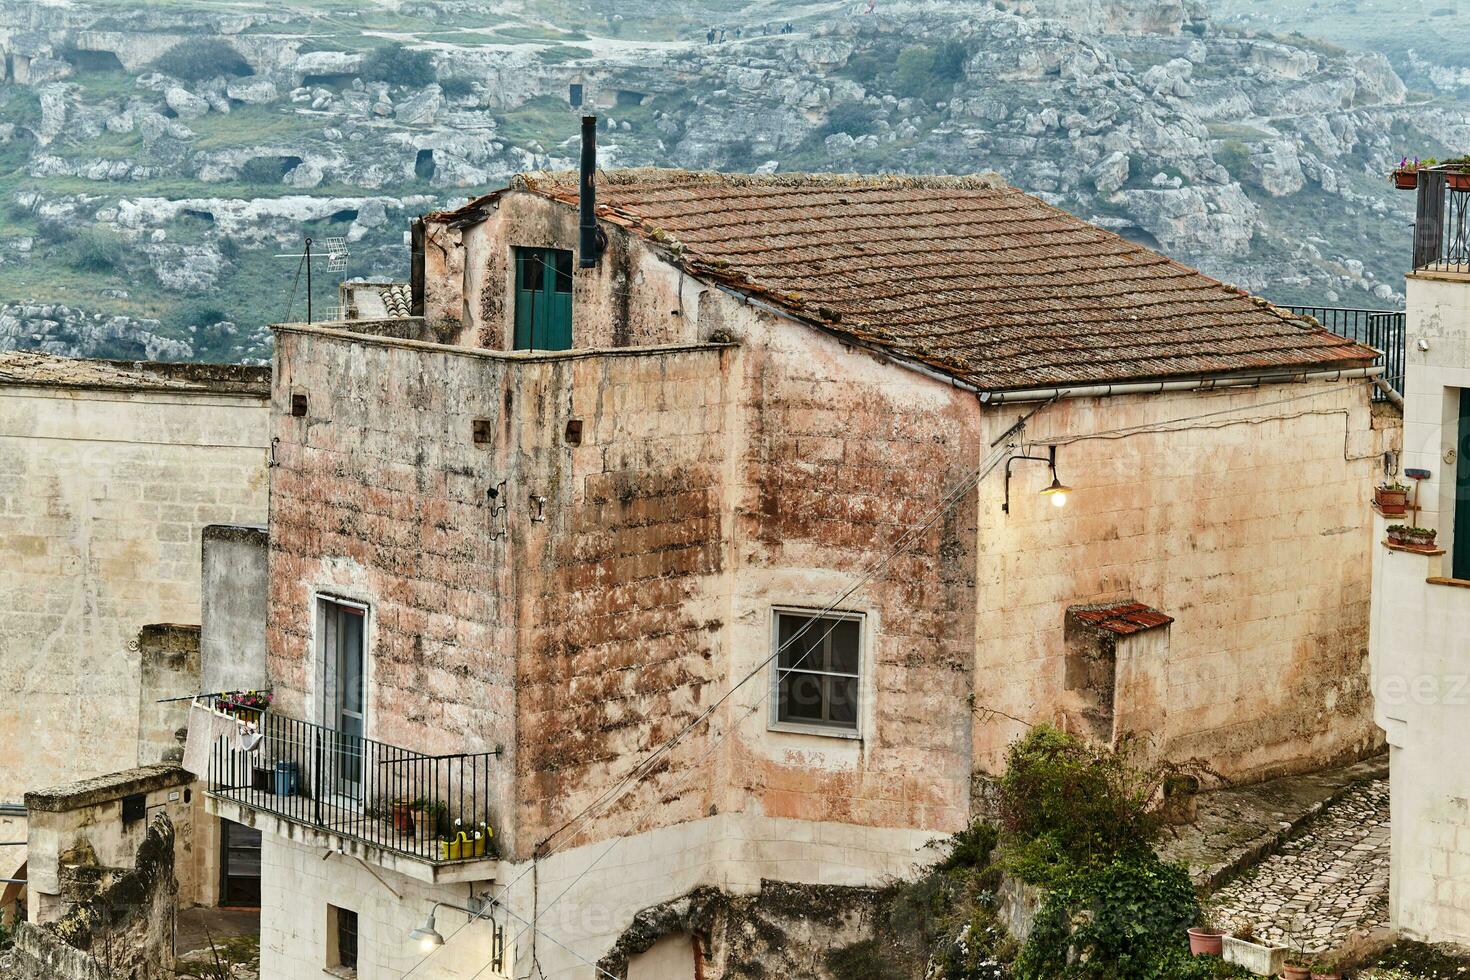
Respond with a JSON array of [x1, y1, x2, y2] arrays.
[[275, 236, 350, 323]]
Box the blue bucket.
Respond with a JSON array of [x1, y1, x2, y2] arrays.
[[274, 761, 298, 797]]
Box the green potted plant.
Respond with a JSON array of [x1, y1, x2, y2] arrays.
[[1387, 524, 1409, 546], [1310, 949, 1346, 980], [1375, 481, 1410, 516], [1392, 156, 1428, 190], [1280, 917, 1312, 980], [1444, 156, 1470, 192], [1187, 907, 1225, 956], [1408, 526, 1438, 549]]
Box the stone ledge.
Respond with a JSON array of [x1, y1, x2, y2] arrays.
[[24, 765, 192, 814], [1384, 540, 1444, 556]]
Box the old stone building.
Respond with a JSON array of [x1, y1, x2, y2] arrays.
[[0, 352, 270, 915], [203, 167, 1395, 978]]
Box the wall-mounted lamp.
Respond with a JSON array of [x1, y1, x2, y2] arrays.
[[1003, 445, 1072, 514], [409, 909, 444, 952], [408, 897, 490, 954]]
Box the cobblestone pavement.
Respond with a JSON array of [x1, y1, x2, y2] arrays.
[[1208, 778, 1390, 954]]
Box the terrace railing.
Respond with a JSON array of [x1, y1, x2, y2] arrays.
[[1412, 168, 1470, 276], [1286, 306, 1405, 400], [203, 698, 496, 863]]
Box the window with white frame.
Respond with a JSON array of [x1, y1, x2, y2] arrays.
[[771, 609, 863, 734]]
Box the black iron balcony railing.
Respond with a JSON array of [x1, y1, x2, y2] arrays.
[[1412, 168, 1470, 276], [204, 698, 496, 863], [1286, 306, 1405, 400]]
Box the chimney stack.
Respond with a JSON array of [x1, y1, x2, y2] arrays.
[[579, 115, 603, 268]]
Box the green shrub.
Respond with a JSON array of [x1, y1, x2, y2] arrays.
[[61, 228, 125, 273], [820, 102, 880, 138], [153, 39, 253, 82], [439, 76, 476, 98], [893, 41, 969, 101], [361, 43, 436, 88], [998, 725, 1161, 873]]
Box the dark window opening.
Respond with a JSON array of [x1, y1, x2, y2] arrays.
[[219, 819, 261, 907], [291, 393, 308, 417], [121, 793, 146, 824], [774, 611, 861, 732], [414, 148, 436, 181], [513, 247, 574, 351], [569, 82, 583, 108], [329, 905, 358, 974]]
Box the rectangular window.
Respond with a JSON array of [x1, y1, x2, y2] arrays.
[[771, 610, 863, 735], [513, 247, 574, 351], [327, 904, 358, 976]]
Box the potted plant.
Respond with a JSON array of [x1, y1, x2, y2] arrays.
[[1310, 950, 1346, 980], [390, 800, 416, 835], [1280, 918, 1313, 980], [1375, 482, 1410, 516], [1445, 156, 1470, 192], [1187, 908, 1225, 956], [219, 689, 272, 721], [1409, 526, 1438, 549], [471, 821, 493, 857], [1387, 524, 1409, 546], [1392, 156, 1426, 190], [1222, 919, 1290, 976]]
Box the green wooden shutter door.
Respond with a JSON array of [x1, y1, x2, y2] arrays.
[[1454, 389, 1470, 579], [513, 248, 573, 351]]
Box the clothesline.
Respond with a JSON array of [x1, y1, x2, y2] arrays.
[[155, 687, 272, 704]]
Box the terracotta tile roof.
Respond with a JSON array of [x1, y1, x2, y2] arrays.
[[1073, 603, 1174, 636], [380, 282, 412, 318], [448, 169, 1377, 391]]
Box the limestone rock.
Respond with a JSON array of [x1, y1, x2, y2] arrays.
[[165, 86, 209, 120], [226, 78, 279, 104]]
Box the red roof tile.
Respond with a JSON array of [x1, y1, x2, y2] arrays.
[[1073, 603, 1175, 636], [444, 169, 1377, 391]]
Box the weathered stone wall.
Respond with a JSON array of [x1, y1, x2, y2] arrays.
[[425, 191, 702, 352], [200, 524, 270, 694], [0, 375, 269, 806], [0, 813, 177, 980], [25, 765, 194, 924], [134, 624, 200, 768], [972, 383, 1393, 780]]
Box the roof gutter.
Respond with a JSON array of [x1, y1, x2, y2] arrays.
[[708, 281, 1384, 405], [978, 366, 1384, 404]]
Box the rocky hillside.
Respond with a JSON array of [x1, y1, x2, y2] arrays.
[[0, 0, 1465, 363]]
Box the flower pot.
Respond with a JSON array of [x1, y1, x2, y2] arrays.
[[1388, 527, 1409, 545], [1375, 486, 1409, 516], [1187, 928, 1225, 956], [1311, 972, 1343, 980], [1410, 530, 1438, 549], [390, 803, 416, 835], [1222, 935, 1289, 976], [1282, 964, 1312, 980], [1393, 168, 1419, 190], [1448, 171, 1470, 192]]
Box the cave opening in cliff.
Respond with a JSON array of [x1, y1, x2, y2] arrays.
[[329, 208, 359, 223], [302, 73, 358, 89], [415, 149, 436, 181], [239, 156, 303, 184], [182, 209, 216, 224], [614, 89, 647, 108], [59, 48, 125, 72]]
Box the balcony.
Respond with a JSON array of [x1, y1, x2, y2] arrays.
[[1286, 305, 1405, 400], [202, 698, 499, 884], [1412, 167, 1470, 277]]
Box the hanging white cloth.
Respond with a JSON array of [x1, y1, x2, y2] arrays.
[[181, 698, 250, 778]]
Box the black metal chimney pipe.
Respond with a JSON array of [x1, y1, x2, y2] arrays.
[[579, 114, 602, 268]]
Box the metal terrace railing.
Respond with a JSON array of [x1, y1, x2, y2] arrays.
[[1286, 306, 1405, 401], [203, 697, 496, 863], [1412, 167, 1470, 276]]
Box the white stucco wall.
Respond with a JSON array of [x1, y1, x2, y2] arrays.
[[257, 812, 943, 979], [1374, 271, 1470, 944]]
